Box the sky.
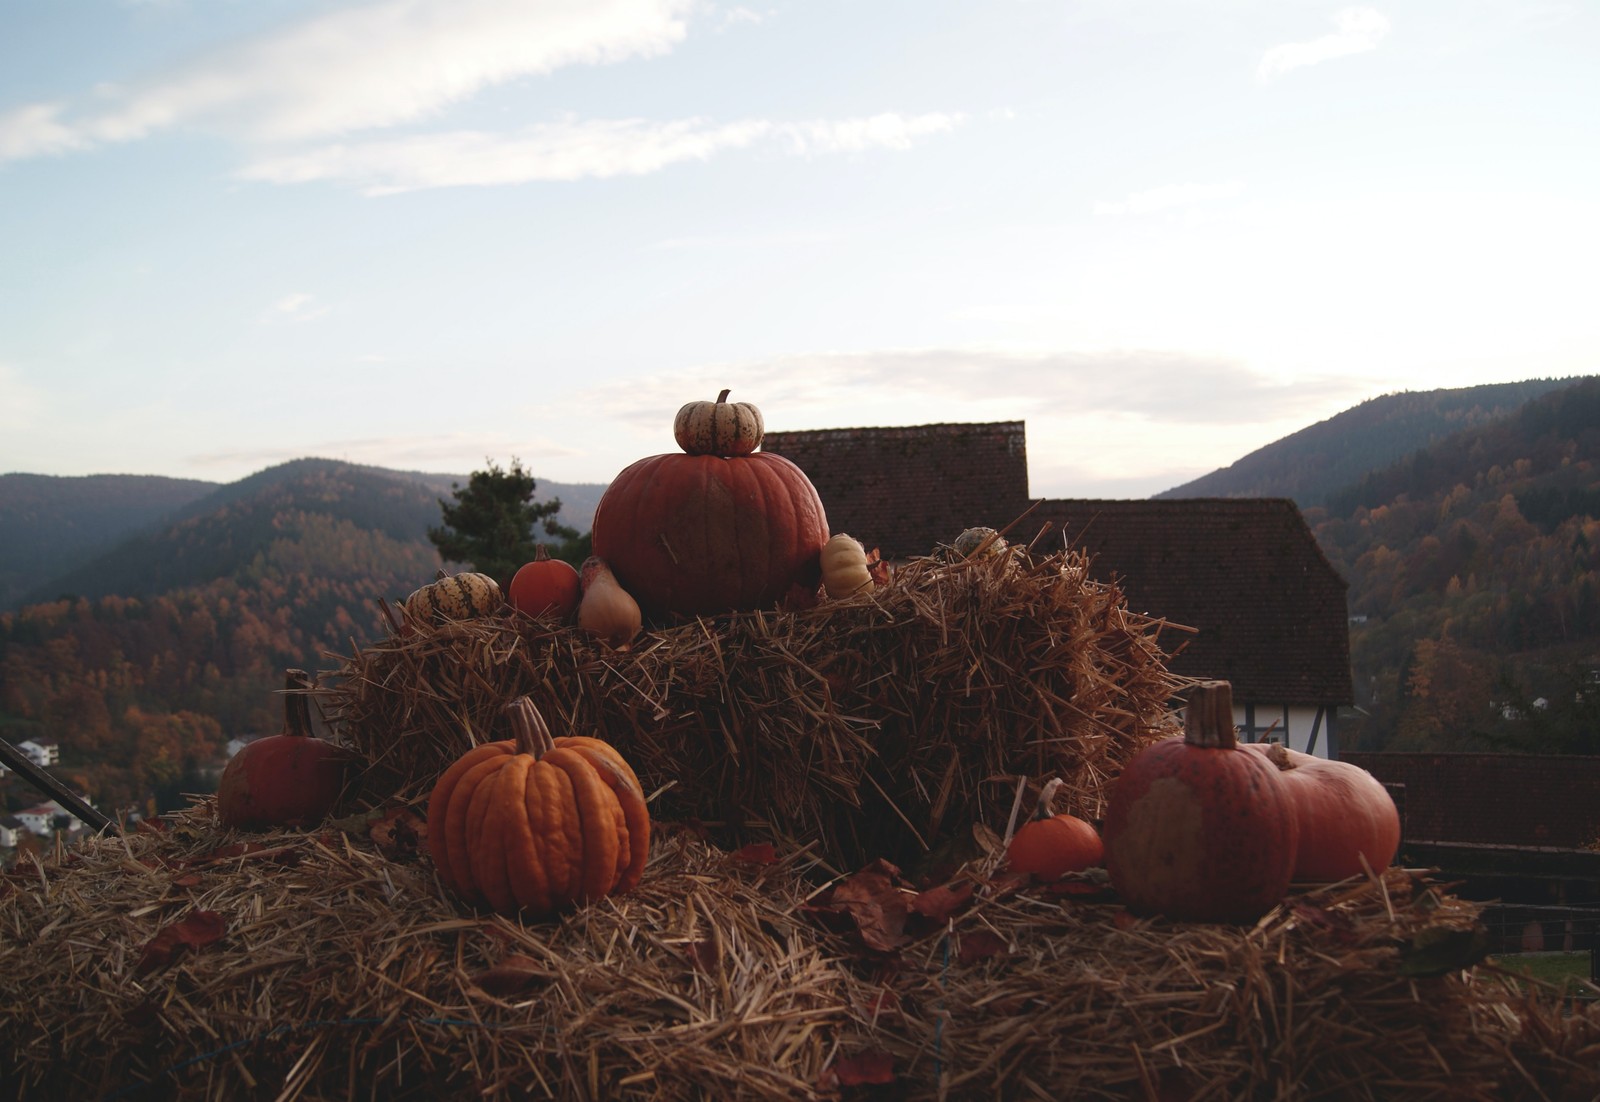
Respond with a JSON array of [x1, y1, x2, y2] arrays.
[[2, 0, 1596, 499]]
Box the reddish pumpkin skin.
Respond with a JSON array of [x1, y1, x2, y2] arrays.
[[217, 733, 348, 830], [508, 551, 581, 621], [1103, 727, 1299, 924], [1007, 814, 1105, 880], [590, 451, 829, 618], [1243, 743, 1400, 881]]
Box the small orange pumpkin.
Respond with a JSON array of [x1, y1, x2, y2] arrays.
[[425, 697, 650, 918], [508, 546, 581, 621], [1006, 777, 1104, 880]]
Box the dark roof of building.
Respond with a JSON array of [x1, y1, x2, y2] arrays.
[[762, 421, 1031, 560], [1033, 499, 1353, 704]]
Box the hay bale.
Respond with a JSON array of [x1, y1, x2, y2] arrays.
[[817, 862, 1600, 1101], [320, 547, 1186, 871], [0, 806, 852, 1101]]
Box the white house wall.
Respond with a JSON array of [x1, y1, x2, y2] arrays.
[[1233, 702, 1337, 759]]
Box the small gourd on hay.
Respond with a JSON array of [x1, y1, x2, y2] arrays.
[[1103, 681, 1298, 923], [426, 697, 650, 918], [405, 570, 503, 628], [820, 533, 873, 598], [952, 526, 1007, 559], [507, 546, 580, 621], [590, 389, 829, 618], [1005, 777, 1104, 881], [577, 555, 642, 649], [1243, 740, 1401, 881], [217, 669, 351, 830]]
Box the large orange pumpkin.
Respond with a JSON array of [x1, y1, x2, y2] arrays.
[[590, 391, 828, 618], [1102, 681, 1298, 924], [1243, 741, 1400, 881], [425, 697, 649, 918]]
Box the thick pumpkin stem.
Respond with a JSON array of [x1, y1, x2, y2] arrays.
[[1034, 777, 1065, 821], [506, 697, 557, 758], [284, 668, 314, 739], [715, 388, 730, 403], [1183, 681, 1238, 750]]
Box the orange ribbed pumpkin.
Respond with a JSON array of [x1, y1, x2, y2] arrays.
[[1006, 778, 1104, 881], [590, 394, 828, 618], [425, 698, 650, 918]]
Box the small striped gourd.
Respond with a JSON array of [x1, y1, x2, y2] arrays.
[[673, 388, 764, 457], [426, 697, 650, 917], [405, 571, 502, 627]]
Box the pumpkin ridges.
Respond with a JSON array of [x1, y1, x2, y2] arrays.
[[425, 741, 511, 877], [469, 766, 519, 916], [546, 746, 622, 901], [535, 759, 582, 907], [509, 760, 555, 916], [442, 755, 508, 901], [571, 745, 651, 893]]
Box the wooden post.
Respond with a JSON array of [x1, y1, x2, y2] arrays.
[[0, 739, 118, 835]]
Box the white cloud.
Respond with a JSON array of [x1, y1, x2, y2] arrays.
[[1257, 7, 1391, 83], [261, 292, 331, 324], [1094, 180, 1243, 216], [779, 112, 965, 155], [0, 103, 87, 161], [0, 0, 692, 162], [577, 347, 1366, 432], [236, 112, 963, 194]]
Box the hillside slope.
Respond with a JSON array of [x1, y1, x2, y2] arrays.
[[1309, 377, 1600, 753], [0, 472, 216, 609], [1156, 378, 1587, 506]]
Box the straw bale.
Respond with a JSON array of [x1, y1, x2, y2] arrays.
[[0, 805, 854, 1101], [828, 863, 1600, 1101], [320, 547, 1186, 872]]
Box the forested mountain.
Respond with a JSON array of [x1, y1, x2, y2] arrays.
[[5, 463, 604, 610], [1157, 378, 1585, 506], [1305, 378, 1600, 754], [0, 458, 600, 816], [0, 472, 216, 609]]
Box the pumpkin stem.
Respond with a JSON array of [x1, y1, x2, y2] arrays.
[[715, 388, 730, 404], [534, 544, 550, 562], [1183, 681, 1238, 750], [506, 697, 556, 758], [1034, 777, 1065, 821], [284, 668, 314, 739], [1264, 741, 1295, 770]]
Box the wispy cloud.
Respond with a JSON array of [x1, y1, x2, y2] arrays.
[[261, 292, 330, 324], [1258, 7, 1390, 83], [1094, 180, 1243, 216], [580, 348, 1365, 432], [0, 0, 693, 162], [236, 112, 964, 194]]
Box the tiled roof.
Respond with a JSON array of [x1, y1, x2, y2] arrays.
[[761, 421, 1031, 559], [1034, 499, 1353, 704]]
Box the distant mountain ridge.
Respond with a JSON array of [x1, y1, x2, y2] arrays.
[[0, 472, 216, 610], [1155, 378, 1589, 506], [2, 461, 605, 611]]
